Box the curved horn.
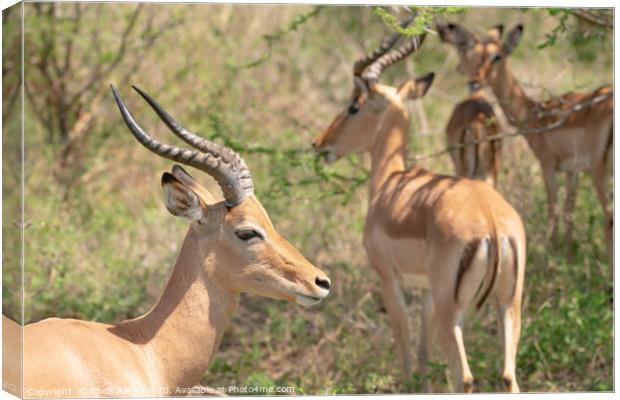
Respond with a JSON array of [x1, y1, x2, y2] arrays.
[[353, 15, 414, 76], [110, 85, 253, 207], [361, 33, 426, 82], [129, 85, 254, 198]]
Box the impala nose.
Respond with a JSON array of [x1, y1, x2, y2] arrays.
[[315, 276, 331, 290], [468, 80, 482, 92]]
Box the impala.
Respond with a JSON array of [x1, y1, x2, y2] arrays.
[[437, 22, 613, 259], [312, 29, 526, 392], [445, 84, 501, 186], [5, 85, 331, 398]]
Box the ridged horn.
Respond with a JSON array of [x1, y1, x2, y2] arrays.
[[129, 85, 254, 199], [362, 33, 426, 82], [110, 84, 253, 207], [353, 15, 414, 77]]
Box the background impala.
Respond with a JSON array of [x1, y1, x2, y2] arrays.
[[312, 24, 525, 392], [437, 21, 613, 261], [3, 5, 612, 394], [444, 84, 501, 187]]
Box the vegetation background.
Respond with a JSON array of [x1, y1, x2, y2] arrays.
[[2, 5, 613, 393]]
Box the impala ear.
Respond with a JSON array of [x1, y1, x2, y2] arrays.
[[398, 72, 435, 101], [161, 172, 207, 222], [170, 164, 217, 204], [501, 24, 523, 56], [437, 22, 474, 51]]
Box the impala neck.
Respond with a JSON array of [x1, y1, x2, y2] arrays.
[[116, 227, 239, 391], [490, 61, 538, 126], [369, 108, 412, 199]]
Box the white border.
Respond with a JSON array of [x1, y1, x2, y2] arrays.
[[0, 2, 616, 400]]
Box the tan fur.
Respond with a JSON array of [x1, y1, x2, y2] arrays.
[[438, 23, 613, 259], [3, 316, 22, 397], [17, 169, 330, 397], [313, 78, 526, 392], [446, 91, 501, 187]]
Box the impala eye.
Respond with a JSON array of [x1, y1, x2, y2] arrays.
[[348, 103, 360, 115], [235, 229, 263, 241]]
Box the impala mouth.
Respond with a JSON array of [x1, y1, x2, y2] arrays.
[[295, 294, 323, 307], [295, 286, 329, 307], [324, 152, 338, 164], [317, 148, 338, 164]]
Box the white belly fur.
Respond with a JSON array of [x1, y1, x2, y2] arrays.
[[367, 227, 429, 289]]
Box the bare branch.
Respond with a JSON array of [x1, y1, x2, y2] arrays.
[[24, 80, 55, 141], [61, 3, 82, 77], [68, 4, 143, 111]]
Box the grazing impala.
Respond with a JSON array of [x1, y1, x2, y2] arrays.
[[437, 22, 613, 259], [5, 85, 331, 398], [312, 29, 526, 392], [445, 84, 501, 186]]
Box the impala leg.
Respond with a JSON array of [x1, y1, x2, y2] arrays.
[[463, 128, 477, 179], [541, 165, 559, 245], [418, 289, 435, 392], [449, 146, 466, 178], [427, 245, 476, 393], [371, 260, 415, 376], [491, 137, 501, 189], [434, 307, 474, 393], [592, 165, 613, 263], [449, 148, 459, 176], [498, 301, 521, 392], [495, 237, 524, 393], [484, 153, 496, 187], [563, 171, 579, 261], [494, 297, 505, 345], [483, 139, 496, 187]]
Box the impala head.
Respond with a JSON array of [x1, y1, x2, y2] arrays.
[[437, 22, 524, 88], [111, 85, 330, 307], [312, 20, 434, 161]]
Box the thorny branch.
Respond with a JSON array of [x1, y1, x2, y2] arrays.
[[409, 90, 613, 163]]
